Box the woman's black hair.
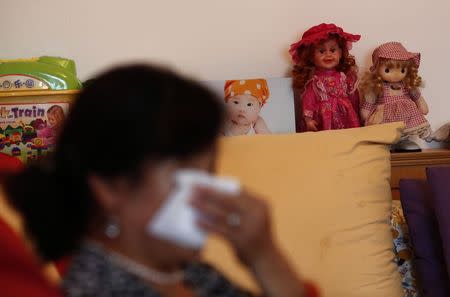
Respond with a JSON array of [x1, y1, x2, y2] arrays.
[[5, 64, 224, 261]]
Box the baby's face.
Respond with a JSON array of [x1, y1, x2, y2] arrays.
[[226, 94, 262, 125]]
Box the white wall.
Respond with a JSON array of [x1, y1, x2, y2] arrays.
[[1, 0, 449, 131]]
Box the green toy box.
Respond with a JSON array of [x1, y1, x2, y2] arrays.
[[0, 56, 81, 164]]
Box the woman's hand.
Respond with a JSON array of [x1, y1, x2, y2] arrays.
[[190, 187, 273, 266], [191, 187, 309, 297]]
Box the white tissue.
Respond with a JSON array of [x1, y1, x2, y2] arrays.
[[148, 169, 240, 249]]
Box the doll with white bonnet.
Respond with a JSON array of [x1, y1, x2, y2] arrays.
[[222, 79, 271, 136], [360, 42, 431, 149]]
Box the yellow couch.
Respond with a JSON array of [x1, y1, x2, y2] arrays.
[[204, 122, 404, 297]]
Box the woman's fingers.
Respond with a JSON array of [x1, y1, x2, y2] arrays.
[[190, 195, 230, 226], [190, 185, 275, 266], [190, 186, 246, 238], [195, 217, 233, 239], [191, 186, 243, 213]]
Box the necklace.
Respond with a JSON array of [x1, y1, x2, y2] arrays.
[[86, 242, 185, 285], [389, 83, 402, 91]]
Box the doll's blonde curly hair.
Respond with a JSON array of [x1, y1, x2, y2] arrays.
[[292, 34, 357, 93], [360, 59, 423, 99]]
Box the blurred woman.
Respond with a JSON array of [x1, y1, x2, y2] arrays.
[[5, 65, 318, 297]]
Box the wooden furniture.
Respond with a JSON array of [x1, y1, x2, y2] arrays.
[[391, 149, 450, 199]]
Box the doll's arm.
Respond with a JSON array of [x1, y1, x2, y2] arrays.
[[348, 89, 360, 116], [302, 84, 319, 131], [410, 89, 429, 115], [302, 83, 317, 119], [254, 116, 271, 134], [359, 90, 378, 122], [360, 101, 376, 122], [346, 71, 364, 118], [415, 96, 429, 115], [366, 105, 385, 126], [360, 109, 371, 123], [304, 117, 319, 132], [363, 90, 378, 104]]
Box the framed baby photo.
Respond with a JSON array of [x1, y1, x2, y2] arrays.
[[0, 90, 77, 164], [202, 77, 296, 136]]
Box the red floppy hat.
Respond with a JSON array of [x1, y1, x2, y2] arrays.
[[289, 23, 360, 64]]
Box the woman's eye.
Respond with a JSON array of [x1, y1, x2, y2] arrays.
[[247, 103, 253, 107], [385, 68, 390, 73], [233, 101, 239, 104], [319, 49, 325, 54], [330, 48, 336, 53]]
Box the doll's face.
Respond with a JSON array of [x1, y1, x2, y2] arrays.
[[313, 38, 342, 70], [226, 94, 262, 125], [378, 60, 408, 83]]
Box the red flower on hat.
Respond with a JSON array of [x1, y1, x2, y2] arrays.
[[289, 23, 360, 64]]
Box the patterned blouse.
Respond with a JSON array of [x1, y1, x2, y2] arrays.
[[63, 244, 253, 297]]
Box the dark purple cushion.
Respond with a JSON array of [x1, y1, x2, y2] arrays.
[[399, 179, 450, 297], [427, 167, 450, 278]]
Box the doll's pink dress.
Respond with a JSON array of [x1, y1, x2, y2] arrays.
[[301, 69, 360, 132], [361, 82, 430, 137]]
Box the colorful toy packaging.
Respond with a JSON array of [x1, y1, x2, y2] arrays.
[[0, 56, 81, 164]]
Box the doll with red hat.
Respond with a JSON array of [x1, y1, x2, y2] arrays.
[[290, 23, 361, 132], [360, 42, 431, 151]]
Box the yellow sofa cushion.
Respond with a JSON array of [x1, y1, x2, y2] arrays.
[[204, 123, 404, 297]]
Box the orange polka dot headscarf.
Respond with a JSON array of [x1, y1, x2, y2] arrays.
[[224, 79, 270, 106]]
